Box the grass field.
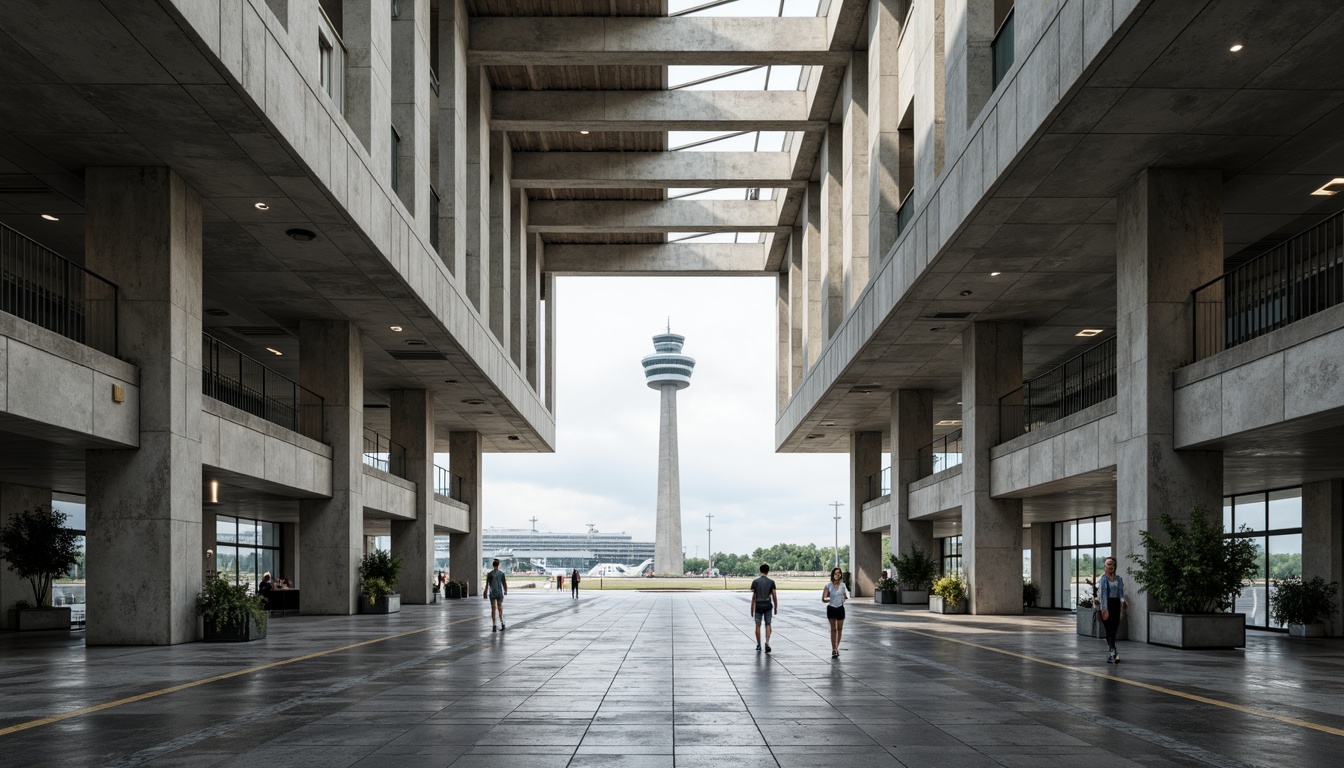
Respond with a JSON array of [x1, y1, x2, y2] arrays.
[[504, 575, 830, 592]]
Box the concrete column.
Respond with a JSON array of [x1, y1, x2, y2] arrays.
[[960, 321, 1023, 615], [801, 182, 823, 371], [891, 390, 935, 560], [1115, 168, 1225, 641], [298, 320, 365, 615], [1302, 479, 1343, 636], [282, 522, 299, 586], [868, 0, 907, 257], [776, 268, 790, 414], [465, 65, 488, 311], [448, 431, 482, 595], [850, 431, 884, 596], [918, 0, 947, 187], [1, 484, 52, 628], [788, 231, 804, 393], [526, 233, 541, 391], [390, 0, 429, 216], [842, 52, 870, 310], [544, 272, 557, 412], [510, 189, 526, 369], [342, 0, 392, 167], [1029, 522, 1052, 608], [84, 167, 203, 645], [655, 384, 685, 576], [436, 0, 468, 277], [390, 389, 435, 604], [820, 124, 844, 339], [488, 130, 511, 347]]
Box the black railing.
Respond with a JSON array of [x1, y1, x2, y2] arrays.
[[202, 333, 325, 442], [999, 336, 1117, 442], [434, 464, 462, 499], [991, 10, 1015, 89], [362, 428, 406, 477], [1192, 211, 1344, 361], [867, 466, 892, 500], [916, 429, 963, 481], [1, 222, 118, 356]]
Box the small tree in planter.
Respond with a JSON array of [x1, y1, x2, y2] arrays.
[[1022, 579, 1040, 608], [1270, 576, 1339, 638], [196, 576, 268, 641], [891, 545, 937, 604], [358, 549, 404, 614], [930, 574, 967, 614], [874, 576, 898, 604], [1, 506, 80, 631], [1129, 507, 1259, 648]]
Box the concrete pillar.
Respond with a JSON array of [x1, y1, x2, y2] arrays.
[[342, 0, 392, 167], [298, 320, 365, 615], [891, 390, 935, 561], [282, 521, 299, 586], [448, 431, 482, 594], [84, 167, 203, 645], [1302, 479, 1344, 636], [788, 231, 804, 393], [510, 189, 526, 369], [918, 0, 947, 186], [1029, 522, 1052, 608], [842, 52, 870, 310], [465, 65, 488, 311], [776, 268, 790, 414], [1115, 168, 1225, 641], [1, 484, 52, 628], [390, 389, 435, 604], [488, 130, 511, 348], [820, 125, 844, 340], [960, 321, 1023, 615], [801, 182, 823, 371], [390, 0, 429, 216], [868, 0, 907, 258], [435, 0, 468, 277], [654, 384, 686, 576], [544, 272, 557, 412], [850, 431, 884, 597], [526, 233, 541, 391]]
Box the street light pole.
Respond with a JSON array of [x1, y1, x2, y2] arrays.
[[706, 512, 714, 576], [829, 501, 844, 569]]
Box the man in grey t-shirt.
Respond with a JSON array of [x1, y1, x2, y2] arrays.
[[750, 563, 778, 653], [484, 559, 508, 632]]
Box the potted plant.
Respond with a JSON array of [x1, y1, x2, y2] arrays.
[[874, 576, 899, 604], [1129, 507, 1259, 649], [891, 545, 937, 604], [1270, 576, 1339, 638], [1, 505, 79, 631], [358, 549, 404, 614], [929, 574, 967, 614], [196, 576, 267, 641], [1023, 579, 1040, 608]]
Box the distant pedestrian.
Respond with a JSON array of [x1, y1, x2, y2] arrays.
[[822, 566, 849, 659], [485, 559, 508, 632], [1099, 556, 1127, 664], [557, 573, 564, 593], [571, 569, 581, 599], [750, 563, 779, 653]]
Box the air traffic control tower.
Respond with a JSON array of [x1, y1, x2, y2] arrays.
[[642, 331, 695, 576]]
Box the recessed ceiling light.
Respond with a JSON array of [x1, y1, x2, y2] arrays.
[[956, 401, 962, 405], [1311, 178, 1344, 196], [507, 435, 521, 441], [1076, 329, 1104, 337], [444, 379, 457, 384], [1229, 44, 1243, 52], [286, 228, 316, 241], [820, 421, 836, 427], [405, 339, 427, 346], [205, 308, 230, 317], [40, 214, 59, 221], [265, 347, 283, 355], [936, 419, 963, 426], [254, 202, 270, 210], [929, 326, 946, 332], [990, 271, 1002, 277], [462, 398, 486, 405], [959, 290, 973, 296], [390, 325, 403, 332], [805, 433, 825, 439], [579, 130, 590, 135]]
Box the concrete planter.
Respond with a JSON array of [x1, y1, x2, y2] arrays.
[[203, 615, 266, 642], [8, 606, 71, 631], [1076, 608, 1128, 639], [360, 594, 401, 614], [874, 590, 898, 604], [1148, 612, 1245, 649], [1289, 623, 1326, 638], [900, 589, 929, 605], [929, 596, 965, 614]]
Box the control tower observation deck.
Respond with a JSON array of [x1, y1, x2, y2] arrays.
[[642, 332, 695, 575]]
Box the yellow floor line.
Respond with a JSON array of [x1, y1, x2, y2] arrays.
[[854, 616, 1344, 738], [0, 616, 479, 739]]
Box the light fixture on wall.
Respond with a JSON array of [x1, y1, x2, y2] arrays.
[[209, 480, 219, 504]]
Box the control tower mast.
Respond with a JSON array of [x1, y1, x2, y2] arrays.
[[641, 329, 695, 576]]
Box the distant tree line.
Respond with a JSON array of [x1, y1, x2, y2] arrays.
[[685, 543, 858, 576]]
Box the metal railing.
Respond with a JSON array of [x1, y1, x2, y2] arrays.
[[362, 428, 406, 477], [1192, 211, 1344, 361], [867, 466, 892, 500], [434, 464, 462, 499], [1, 222, 118, 356], [991, 10, 1015, 89], [916, 429, 963, 481], [999, 336, 1117, 442], [202, 333, 325, 442]]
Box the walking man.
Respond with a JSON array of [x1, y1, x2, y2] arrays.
[[484, 559, 508, 632], [750, 563, 779, 653], [571, 568, 581, 599]]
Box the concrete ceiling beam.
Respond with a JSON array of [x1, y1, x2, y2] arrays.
[[467, 16, 849, 66], [527, 200, 784, 234], [489, 90, 823, 133], [544, 243, 770, 276], [510, 152, 805, 189]]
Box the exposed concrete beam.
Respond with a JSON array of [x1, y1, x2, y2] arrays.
[[544, 243, 770, 276], [510, 152, 804, 190], [468, 17, 850, 66], [490, 91, 824, 133], [528, 200, 785, 234]]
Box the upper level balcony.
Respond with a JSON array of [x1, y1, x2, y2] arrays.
[[1, 222, 118, 357]]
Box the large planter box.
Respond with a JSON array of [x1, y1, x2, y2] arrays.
[[929, 596, 965, 614], [1289, 623, 1326, 638], [900, 589, 929, 605], [874, 590, 898, 604], [203, 615, 266, 642], [1148, 612, 1245, 649], [360, 594, 402, 614], [1076, 607, 1128, 639], [8, 607, 71, 631]]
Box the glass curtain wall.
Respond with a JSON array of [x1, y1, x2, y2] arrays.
[[940, 536, 963, 575], [1225, 488, 1303, 629], [216, 516, 282, 592], [1052, 515, 1112, 611]]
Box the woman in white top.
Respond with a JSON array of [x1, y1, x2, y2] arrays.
[[822, 567, 849, 659]]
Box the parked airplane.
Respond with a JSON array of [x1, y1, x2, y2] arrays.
[[586, 559, 654, 578]]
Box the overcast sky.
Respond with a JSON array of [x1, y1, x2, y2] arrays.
[[479, 276, 850, 556]]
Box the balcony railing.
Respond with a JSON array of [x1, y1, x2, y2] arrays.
[[916, 429, 963, 481], [867, 465, 892, 500], [1, 222, 118, 356], [1192, 210, 1344, 361], [999, 336, 1117, 443], [202, 333, 325, 442], [434, 464, 462, 499], [991, 9, 1015, 89], [896, 191, 915, 239], [362, 428, 406, 477]]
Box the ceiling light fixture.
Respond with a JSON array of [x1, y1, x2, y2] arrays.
[[959, 290, 973, 296], [444, 379, 457, 384], [390, 325, 403, 332], [507, 435, 521, 441], [254, 202, 270, 210], [1311, 178, 1344, 196], [462, 398, 486, 405], [405, 339, 427, 346], [929, 326, 946, 332], [40, 214, 59, 221], [990, 271, 1002, 277], [579, 130, 590, 135], [286, 228, 316, 241], [205, 308, 230, 317], [805, 433, 825, 439], [265, 347, 283, 355], [1076, 329, 1104, 337], [936, 419, 963, 426], [1229, 43, 1243, 52]]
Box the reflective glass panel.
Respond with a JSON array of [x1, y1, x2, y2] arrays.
[[1078, 519, 1095, 546], [261, 521, 281, 547], [216, 546, 239, 584], [217, 516, 237, 544], [237, 547, 258, 590], [1268, 489, 1302, 531], [1096, 517, 1112, 546], [1223, 497, 1233, 532], [1235, 494, 1267, 532]]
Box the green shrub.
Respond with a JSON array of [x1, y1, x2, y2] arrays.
[[361, 577, 392, 605], [1129, 507, 1259, 613], [932, 574, 967, 606], [891, 545, 938, 590], [875, 576, 898, 592], [358, 549, 403, 601], [1023, 579, 1040, 607], [196, 576, 267, 634], [1270, 576, 1340, 627]]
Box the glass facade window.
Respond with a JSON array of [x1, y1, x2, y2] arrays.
[[317, 9, 343, 110], [215, 516, 283, 592], [940, 536, 963, 576], [1226, 488, 1303, 629], [390, 127, 400, 192], [1052, 515, 1112, 610]]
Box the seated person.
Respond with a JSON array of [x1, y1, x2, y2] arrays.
[[258, 572, 275, 593]]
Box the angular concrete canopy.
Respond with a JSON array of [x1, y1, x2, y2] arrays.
[[527, 200, 785, 234], [544, 243, 769, 276], [490, 90, 823, 132], [510, 152, 804, 190]]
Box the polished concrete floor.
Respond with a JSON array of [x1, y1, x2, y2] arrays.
[[1, 591, 1342, 767]]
